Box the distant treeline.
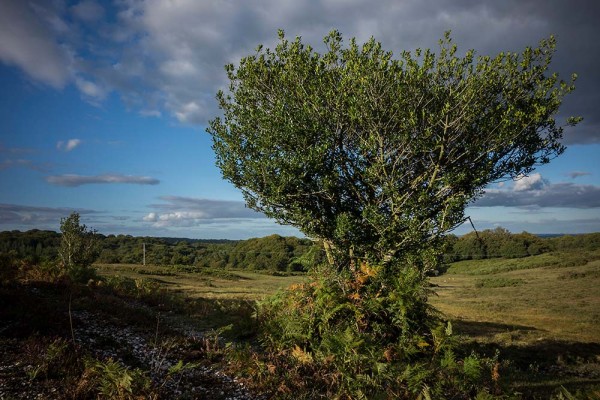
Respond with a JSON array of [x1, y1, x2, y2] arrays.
[[97, 233, 322, 271], [444, 227, 600, 261], [0, 230, 322, 272], [1, 228, 599, 271]]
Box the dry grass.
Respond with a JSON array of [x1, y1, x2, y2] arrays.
[[93, 255, 600, 396], [95, 254, 600, 343], [430, 251, 600, 343], [430, 250, 600, 397], [94, 263, 305, 300]]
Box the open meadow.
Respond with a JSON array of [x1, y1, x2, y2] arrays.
[[94, 263, 306, 301], [96, 249, 600, 343], [95, 249, 600, 397], [431, 250, 600, 344], [2, 249, 599, 398]]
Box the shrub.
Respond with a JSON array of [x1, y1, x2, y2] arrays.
[[257, 261, 502, 398], [80, 357, 153, 399]]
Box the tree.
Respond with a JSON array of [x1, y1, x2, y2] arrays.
[[208, 30, 580, 270], [59, 212, 98, 281], [207, 31, 580, 396]]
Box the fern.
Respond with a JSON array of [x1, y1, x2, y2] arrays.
[[440, 349, 457, 370], [463, 353, 482, 381]]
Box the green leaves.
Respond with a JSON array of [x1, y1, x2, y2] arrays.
[[206, 30, 578, 397], [207, 29, 579, 269], [59, 212, 99, 281]]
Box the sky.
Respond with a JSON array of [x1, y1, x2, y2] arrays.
[[0, 0, 599, 239]]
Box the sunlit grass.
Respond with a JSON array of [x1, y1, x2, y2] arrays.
[[431, 251, 600, 343], [94, 263, 306, 300], [92, 254, 600, 397], [95, 253, 600, 343]]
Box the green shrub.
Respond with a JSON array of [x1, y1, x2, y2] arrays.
[[256, 261, 502, 398], [82, 357, 153, 399]]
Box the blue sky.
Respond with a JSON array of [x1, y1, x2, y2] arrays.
[[1, 0, 599, 239]]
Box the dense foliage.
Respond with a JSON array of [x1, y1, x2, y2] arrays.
[[208, 29, 580, 397], [0, 230, 320, 272], [208, 30, 579, 268], [445, 227, 549, 260], [0, 229, 60, 263], [2, 228, 598, 267]]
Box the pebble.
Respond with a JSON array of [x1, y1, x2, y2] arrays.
[[71, 309, 257, 399], [0, 301, 259, 400]]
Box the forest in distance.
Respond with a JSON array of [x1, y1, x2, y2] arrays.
[[2, 227, 599, 273]]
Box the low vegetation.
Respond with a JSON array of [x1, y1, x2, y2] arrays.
[[0, 229, 321, 272], [1, 228, 599, 398], [0, 254, 261, 398], [2, 227, 599, 272], [430, 249, 600, 399]]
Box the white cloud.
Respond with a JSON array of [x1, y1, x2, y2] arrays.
[[46, 173, 160, 187], [0, 0, 70, 88], [66, 139, 81, 151], [174, 101, 203, 123], [75, 78, 106, 101], [143, 196, 264, 228], [476, 174, 600, 209], [57, 139, 82, 152], [145, 211, 210, 227], [513, 173, 547, 192], [143, 212, 158, 222]]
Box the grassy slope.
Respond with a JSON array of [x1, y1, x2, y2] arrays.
[[430, 250, 600, 397], [430, 250, 600, 343], [96, 250, 600, 343], [91, 252, 600, 397], [94, 252, 600, 343]]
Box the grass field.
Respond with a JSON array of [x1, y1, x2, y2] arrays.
[[430, 250, 600, 397], [91, 251, 600, 397], [430, 249, 600, 343], [94, 251, 600, 342], [94, 263, 306, 300], [96, 250, 600, 343]]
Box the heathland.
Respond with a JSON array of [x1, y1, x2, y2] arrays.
[[0, 229, 599, 398]]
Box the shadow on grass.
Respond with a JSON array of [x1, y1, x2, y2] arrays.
[[0, 281, 72, 338], [0, 276, 261, 399], [452, 319, 600, 397], [0, 277, 258, 343], [452, 319, 540, 337], [4, 276, 599, 398]]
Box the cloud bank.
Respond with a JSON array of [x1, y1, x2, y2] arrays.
[[0, 0, 597, 142], [46, 174, 160, 187], [475, 174, 600, 209], [143, 196, 263, 228], [566, 171, 592, 179], [0, 203, 96, 226]]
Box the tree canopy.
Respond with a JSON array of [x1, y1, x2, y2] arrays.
[[59, 212, 98, 280], [208, 30, 579, 269]]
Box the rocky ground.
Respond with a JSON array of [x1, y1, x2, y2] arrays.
[[0, 282, 259, 400]]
